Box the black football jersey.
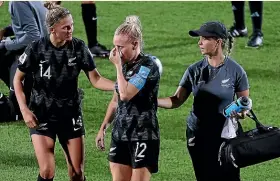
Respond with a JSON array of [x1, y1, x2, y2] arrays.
[[18, 36, 96, 121], [112, 53, 161, 141]]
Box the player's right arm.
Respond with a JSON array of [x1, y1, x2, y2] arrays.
[[81, 43, 115, 91], [14, 69, 38, 128], [95, 90, 118, 151], [14, 44, 38, 128]]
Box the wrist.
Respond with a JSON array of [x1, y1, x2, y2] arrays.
[[20, 106, 29, 113], [100, 124, 107, 132], [115, 63, 122, 69]]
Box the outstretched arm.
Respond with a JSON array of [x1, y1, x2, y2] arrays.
[[82, 42, 115, 91], [86, 69, 115, 91], [158, 86, 191, 109]]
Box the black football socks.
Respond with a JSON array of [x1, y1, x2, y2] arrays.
[[81, 3, 98, 48]]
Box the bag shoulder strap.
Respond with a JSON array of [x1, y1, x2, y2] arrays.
[[246, 109, 265, 128]]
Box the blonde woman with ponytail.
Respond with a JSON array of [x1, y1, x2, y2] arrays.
[[96, 15, 162, 181], [158, 21, 250, 181]]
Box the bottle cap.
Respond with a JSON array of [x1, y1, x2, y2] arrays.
[[240, 96, 250, 106]]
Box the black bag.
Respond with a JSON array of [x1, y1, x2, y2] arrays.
[[218, 109, 280, 169], [0, 92, 13, 122]]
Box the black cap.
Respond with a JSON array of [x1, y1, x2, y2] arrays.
[[189, 21, 228, 39]]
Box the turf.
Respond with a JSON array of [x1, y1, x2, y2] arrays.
[[0, 1, 280, 181]]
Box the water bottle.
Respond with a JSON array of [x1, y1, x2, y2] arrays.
[[223, 96, 252, 118]]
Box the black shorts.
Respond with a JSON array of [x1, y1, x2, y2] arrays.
[[108, 138, 160, 173], [30, 114, 85, 144]]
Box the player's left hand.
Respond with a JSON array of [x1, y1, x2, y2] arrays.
[[95, 129, 106, 151]]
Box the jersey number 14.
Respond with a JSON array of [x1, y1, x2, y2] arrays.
[[39, 64, 52, 79]]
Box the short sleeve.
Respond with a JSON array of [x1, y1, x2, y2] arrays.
[[235, 67, 249, 92], [179, 67, 193, 93], [146, 63, 160, 86], [81, 43, 96, 72], [17, 43, 36, 73], [129, 65, 153, 90]]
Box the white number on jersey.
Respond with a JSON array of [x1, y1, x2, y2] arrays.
[[39, 64, 52, 79], [135, 142, 147, 162]]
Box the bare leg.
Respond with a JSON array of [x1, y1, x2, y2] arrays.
[[109, 162, 132, 181], [32, 135, 56, 180], [61, 136, 85, 181], [131, 168, 151, 181]]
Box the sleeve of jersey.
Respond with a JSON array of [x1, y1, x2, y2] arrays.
[[129, 66, 151, 90], [17, 44, 35, 73], [235, 67, 250, 92], [81, 46, 96, 72], [179, 67, 193, 92]]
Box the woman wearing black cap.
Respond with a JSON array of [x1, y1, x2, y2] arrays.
[[158, 21, 250, 181]]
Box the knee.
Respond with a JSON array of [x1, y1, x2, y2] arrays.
[[39, 166, 55, 179], [131, 168, 151, 181], [112, 172, 131, 181]]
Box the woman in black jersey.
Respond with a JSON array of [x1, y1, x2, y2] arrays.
[[158, 21, 250, 181], [13, 3, 114, 181], [96, 15, 162, 181], [0, 1, 48, 121]]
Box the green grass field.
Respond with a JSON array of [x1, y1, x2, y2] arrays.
[[1, 1, 280, 181]]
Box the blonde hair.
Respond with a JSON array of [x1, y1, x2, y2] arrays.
[[221, 34, 234, 56], [226, 34, 234, 56], [44, 1, 71, 28], [114, 15, 143, 50]]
